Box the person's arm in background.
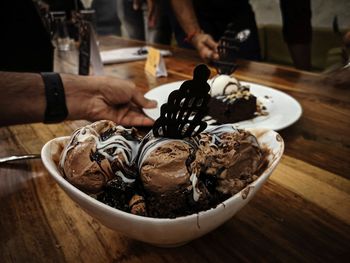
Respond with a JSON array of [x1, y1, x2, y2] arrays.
[[170, 0, 218, 61], [280, 0, 312, 70], [0, 72, 156, 126]]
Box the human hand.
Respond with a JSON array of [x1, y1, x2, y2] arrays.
[[133, 0, 157, 27], [133, 0, 143, 10], [191, 33, 219, 62], [147, 0, 157, 28], [63, 75, 157, 127], [324, 66, 350, 89]]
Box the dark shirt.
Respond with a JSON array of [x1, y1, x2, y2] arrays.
[[0, 0, 53, 72], [280, 0, 312, 44], [192, 0, 312, 44], [193, 0, 261, 60], [0, 0, 54, 72]]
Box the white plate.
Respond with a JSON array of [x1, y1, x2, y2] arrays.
[[143, 81, 302, 131]]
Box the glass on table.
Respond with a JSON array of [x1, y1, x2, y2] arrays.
[[51, 11, 79, 74], [51, 11, 70, 51]]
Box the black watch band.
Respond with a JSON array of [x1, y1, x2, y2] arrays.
[[40, 72, 68, 123]]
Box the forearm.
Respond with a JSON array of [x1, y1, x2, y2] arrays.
[[0, 72, 155, 127], [0, 72, 91, 126], [0, 72, 46, 125], [170, 0, 201, 35]]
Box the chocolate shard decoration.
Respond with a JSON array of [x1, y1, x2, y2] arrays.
[[212, 22, 251, 75], [153, 64, 211, 139]]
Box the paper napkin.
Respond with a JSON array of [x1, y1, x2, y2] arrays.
[[100, 46, 171, 64]]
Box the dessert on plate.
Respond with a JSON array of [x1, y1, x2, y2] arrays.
[[208, 74, 258, 123], [207, 25, 266, 124]]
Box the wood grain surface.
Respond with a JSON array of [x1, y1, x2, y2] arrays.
[[0, 36, 349, 262]]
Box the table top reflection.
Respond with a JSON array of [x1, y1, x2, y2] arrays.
[[0, 35, 349, 262]]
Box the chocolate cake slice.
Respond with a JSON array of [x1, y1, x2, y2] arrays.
[[208, 85, 257, 123], [208, 75, 257, 124]]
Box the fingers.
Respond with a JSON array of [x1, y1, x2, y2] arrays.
[[133, 0, 142, 10], [85, 75, 157, 126], [199, 48, 214, 61], [91, 102, 155, 127], [132, 91, 158, 109], [117, 103, 155, 126], [119, 110, 155, 127], [198, 46, 219, 62], [147, 0, 157, 27], [105, 77, 157, 109], [204, 35, 218, 51], [193, 33, 219, 61], [204, 36, 219, 60]]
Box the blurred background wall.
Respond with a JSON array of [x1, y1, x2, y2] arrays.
[[250, 0, 350, 29], [249, 0, 349, 71]]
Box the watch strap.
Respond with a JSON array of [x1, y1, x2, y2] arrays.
[[40, 72, 68, 123]]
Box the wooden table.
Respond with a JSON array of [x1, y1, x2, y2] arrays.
[[1, 36, 349, 262]]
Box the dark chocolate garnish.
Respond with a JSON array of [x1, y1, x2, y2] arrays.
[[212, 23, 251, 75], [90, 150, 105, 163], [97, 178, 136, 212], [152, 64, 211, 139]]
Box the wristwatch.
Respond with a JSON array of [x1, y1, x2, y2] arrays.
[[40, 72, 68, 123]]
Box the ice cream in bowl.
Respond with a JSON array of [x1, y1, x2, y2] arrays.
[[41, 120, 284, 247], [41, 64, 284, 247]]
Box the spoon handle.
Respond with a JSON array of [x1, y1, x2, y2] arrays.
[[0, 154, 41, 164]]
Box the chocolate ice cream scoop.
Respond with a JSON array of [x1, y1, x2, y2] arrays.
[[137, 125, 266, 217], [137, 132, 202, 218], [202, 124, 264, 195], [59, 120, 141, 193]]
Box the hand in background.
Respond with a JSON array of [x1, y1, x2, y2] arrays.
[[132, 0, 157, 28], [191, 33, 219, 62], [132, 0, 143, 10]]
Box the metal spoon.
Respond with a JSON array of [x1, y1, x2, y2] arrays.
[[0, 154, 41, 164]]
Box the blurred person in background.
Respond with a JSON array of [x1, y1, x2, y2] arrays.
[[143, 0, 188, 46], [170, 0, 312, 70], [116, 0, 146, 40], [323, 29, 350, 89], [123, 0, 185, 45], [92, 0, 121, 35]]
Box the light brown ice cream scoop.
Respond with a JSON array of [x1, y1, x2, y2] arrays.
[[60, 120, 140, 193], [140, 140, 193, 194], [61, 137, 113, 193], [138, 135, 206, 218], [201, 125, 264, 195]]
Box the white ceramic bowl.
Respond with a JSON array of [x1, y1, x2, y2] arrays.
[[41, 128, 284, 247]]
